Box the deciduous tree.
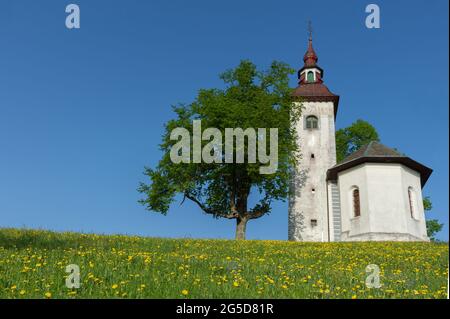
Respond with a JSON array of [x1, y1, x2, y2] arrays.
[[138, 60, 301, 240]]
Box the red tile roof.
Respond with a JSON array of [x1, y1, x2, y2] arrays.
[[292, 83, 340, 116], [292, 37, 339, 116]]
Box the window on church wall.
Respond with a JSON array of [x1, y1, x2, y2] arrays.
[[408, 187, 416, 219], [307, 71, 314, 82], [305, 116, 319, 129], [352, 188, 361, 218]]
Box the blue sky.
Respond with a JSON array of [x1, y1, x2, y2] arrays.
[[0, 0, 448, 241]]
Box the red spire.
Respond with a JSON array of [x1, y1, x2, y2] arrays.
[[292, 22, 340, 115], [297, 22, 324, 84], [303, 37, 318, 67], [303, 22, 318, 67]]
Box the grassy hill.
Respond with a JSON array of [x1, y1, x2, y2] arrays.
[[0, 228, 448, 299]]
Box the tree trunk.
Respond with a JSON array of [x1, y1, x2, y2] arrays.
[[235, 216, 248, 240]]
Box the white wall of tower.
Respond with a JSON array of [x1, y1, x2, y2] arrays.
[[288, 101, 337, 241]]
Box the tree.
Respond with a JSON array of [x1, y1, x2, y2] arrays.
[[138, 60, 301, 240], [423, 197, 444, 241], [336, 119, 380, 163]]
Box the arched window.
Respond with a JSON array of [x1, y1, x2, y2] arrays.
[[352, 187, 361, 217], [408, 187, 416, 219], [305, 116, 319, 129], [307, 71, 315, 82]]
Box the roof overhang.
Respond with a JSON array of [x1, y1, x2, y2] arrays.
[[326, 156, 433, 188]]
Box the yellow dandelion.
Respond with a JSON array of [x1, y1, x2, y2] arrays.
[[45, 292, 52, 299], [181, 289, 189, 296], [112, 284, 119, 289], [233, 281, 240, 287]]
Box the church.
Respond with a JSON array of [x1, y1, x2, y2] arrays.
[[288, 34, 432, 242]]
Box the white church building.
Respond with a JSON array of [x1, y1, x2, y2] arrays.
[[288, 35, 432, 242]]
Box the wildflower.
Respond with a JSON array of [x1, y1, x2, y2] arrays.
[[181, 289, 189, 296], [45, 292, 52, 298], [111, 284, 118, 289]]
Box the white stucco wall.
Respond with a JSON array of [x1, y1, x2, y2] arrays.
[[337, 163, 429, 241], [337, 164, 370, 238], [288, 101, 336, 242], [401, 166, 428, 240]]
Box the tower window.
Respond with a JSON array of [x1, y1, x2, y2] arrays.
[[305, 116, 319, 129], [311, 153, 315, 159], [311, 188, 316, 194], [311, 219, 318, 227], [307, 71, 314, 82], [352, 187, 361, 217]]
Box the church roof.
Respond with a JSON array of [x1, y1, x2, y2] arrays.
[[292, 83, 339, 105], [292, 31, 339, 116], [303, 36, 319, 68], [327, 141, 433, 187], [339, 141, 404, 164]]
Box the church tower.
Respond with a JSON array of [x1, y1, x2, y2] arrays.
[[288, 29, 340, 242]]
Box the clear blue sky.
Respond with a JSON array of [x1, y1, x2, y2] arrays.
[[0, 0, 448, 241]]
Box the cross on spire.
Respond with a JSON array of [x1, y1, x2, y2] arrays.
[[307, 20, 313, 41]]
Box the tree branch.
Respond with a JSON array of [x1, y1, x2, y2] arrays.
[[184, 192, 239, 219], [248, 201, 271, 220]]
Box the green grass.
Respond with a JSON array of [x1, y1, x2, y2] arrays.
[[0, 228, 448, 299]]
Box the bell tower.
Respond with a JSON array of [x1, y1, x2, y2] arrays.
[[288, 25, 340, 242]]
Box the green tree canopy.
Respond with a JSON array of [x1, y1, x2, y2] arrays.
[[138, 60, 301, 239], [423, 197, 444, 241], [336, 119, 380, 162]]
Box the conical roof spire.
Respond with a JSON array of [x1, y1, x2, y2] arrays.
[[303, 21, 318, 67], [293, 23, 340, 116]]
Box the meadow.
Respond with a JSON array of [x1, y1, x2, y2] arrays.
[[0, 228, 448, 299]]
